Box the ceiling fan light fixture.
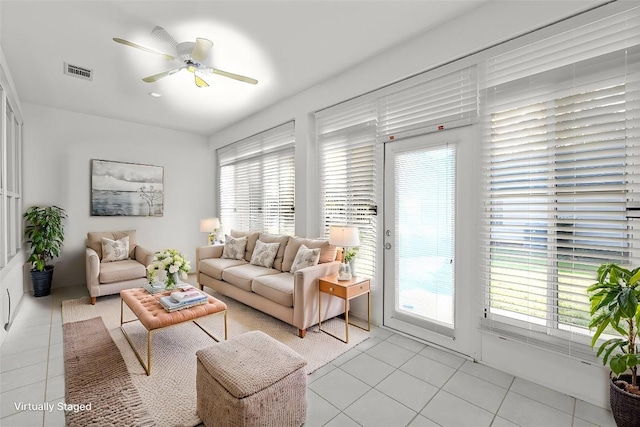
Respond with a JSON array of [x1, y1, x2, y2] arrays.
[[114, 27, 258, 88], [195, 75, 209, 88]]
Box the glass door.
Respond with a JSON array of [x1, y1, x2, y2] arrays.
[[383, 128, 474, 356]]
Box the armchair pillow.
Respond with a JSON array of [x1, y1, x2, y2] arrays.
[[250, 240, 280, 269], [290, 245, 321, 273], [222, 235, 247, 260], [101, 236, 130, 263]]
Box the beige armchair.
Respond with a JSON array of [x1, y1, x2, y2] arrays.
[[85, 230, 153, 304]]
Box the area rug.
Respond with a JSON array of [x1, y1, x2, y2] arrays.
[[63, 317, 155, 427], [62, 291, 369, 427]]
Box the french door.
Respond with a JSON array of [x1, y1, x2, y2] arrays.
[[383, 128, 475, 356]]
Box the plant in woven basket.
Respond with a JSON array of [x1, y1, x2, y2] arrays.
[[23, 205, 67, 297], [588, 263, 639, 398], [24, 205, 67, 272]]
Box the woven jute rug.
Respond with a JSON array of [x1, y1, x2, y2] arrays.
[[63, 317, 155, 427], [62, 290, 369, 427]]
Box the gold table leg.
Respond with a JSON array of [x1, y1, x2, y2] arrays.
[[319, 293, 370, 344]]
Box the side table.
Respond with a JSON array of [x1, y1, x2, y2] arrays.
[[318, 275, 370, 343]]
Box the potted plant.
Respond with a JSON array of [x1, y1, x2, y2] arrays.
[[23, 205, 67, 297], [344, 247, 358, 276], [587, 263, 639, 426]]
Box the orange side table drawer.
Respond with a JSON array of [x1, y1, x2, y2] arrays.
[[346, 280, 370, 299], [319, 280, 347, 298]]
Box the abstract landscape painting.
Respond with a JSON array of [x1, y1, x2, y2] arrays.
[[91, 159, 164, 216]]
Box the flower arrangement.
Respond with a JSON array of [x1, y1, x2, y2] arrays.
[[147, 249, 191, 289], [344, 247, 358, 263]]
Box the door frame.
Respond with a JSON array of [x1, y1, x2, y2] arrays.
[[382, 126, 479, 358]]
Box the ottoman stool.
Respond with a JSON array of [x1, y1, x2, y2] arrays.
[[196, 330, 307, 427]]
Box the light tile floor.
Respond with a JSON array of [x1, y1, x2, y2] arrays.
[[0, 285, 617, 427]]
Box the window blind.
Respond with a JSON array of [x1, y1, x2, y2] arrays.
[[480, 6, 640, 360], [393, 143, 456, 336], [316, 100, 378, 279], [378, 65, 478, 142], [218, 121, 295, 235]]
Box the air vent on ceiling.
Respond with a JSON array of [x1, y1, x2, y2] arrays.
[[63, 62, 93, 81]]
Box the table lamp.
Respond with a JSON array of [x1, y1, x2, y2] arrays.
[[329, 225, 360, 280], [200, 217, 221, 245]]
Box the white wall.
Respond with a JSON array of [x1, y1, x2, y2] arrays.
[[207, 0, 614, 408], [22, 103, 214, 289]]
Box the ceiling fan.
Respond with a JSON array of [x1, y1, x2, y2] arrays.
[[113, 26, 258, 88]]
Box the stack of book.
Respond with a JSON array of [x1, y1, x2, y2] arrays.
[[159, 288, 208, 312], [143, 283, 166, 295]]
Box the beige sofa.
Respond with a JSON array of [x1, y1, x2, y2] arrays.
[[85, 230, 153, 305], [197, 230, 345, 338]]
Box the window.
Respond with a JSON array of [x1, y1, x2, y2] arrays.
[[0, 86, 23, 269], [480, 6, 640, 359], [316, 65, 478, 281], [317, 100, 378, 278], [217, 121, 295, 235]]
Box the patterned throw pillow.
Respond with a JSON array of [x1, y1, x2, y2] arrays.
[[290, 245, 321, 273], [101, 236, 130, 263], [250, 240, 280, 269], [222, 235, 247, 260]]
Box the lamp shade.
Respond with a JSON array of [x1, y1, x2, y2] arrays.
[[328, 226, 360, 247], [200, 217, 221, 233]]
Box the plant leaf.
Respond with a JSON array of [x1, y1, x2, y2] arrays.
[[610, 354, 628, 375]]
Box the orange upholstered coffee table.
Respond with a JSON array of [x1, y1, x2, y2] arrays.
[[120, 287, 227, 375]]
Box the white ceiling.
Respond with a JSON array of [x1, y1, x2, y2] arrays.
[[0, 1, 486, 136]]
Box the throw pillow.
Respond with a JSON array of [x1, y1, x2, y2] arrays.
[[290, 245, 321, 273], [101, 236, 129, 263], [250, 240, 280, 269], [222, 235, 247, 260]]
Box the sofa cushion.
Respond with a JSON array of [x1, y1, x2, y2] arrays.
[[230, 230, 260, 262], [282, 237, 337, 272], [101, 236, 130, 263], [290, 245, 321, 273], [222, 264, 280, 292], [99, 259, 146, 284], [257, 233, 290, 271], [87, 230, 137, 260], [251, 273, 294, 308], [250, 240, 280, 269], [222, 235, 247, 260], [199, 258, 247, 280]]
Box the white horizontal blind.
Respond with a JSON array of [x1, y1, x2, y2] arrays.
[[480, 6, 640, 360], [316, 100, 378, 278], [378, 66, 478, 142], [394, 143, 456, 335], [218, 121, 295, 235]]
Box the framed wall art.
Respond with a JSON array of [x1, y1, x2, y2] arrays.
[[91, 159, 164, 216]]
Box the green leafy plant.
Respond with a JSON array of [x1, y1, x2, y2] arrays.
[[23, 205, 67, 271], [588, 263, 639, 395], [344, 248, 358, 263]]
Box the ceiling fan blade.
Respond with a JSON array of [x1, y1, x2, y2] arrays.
[[211, 68, 258, 85], [142, 67, 184, 83], [190, 38, 213, 63], [194, 74, 210, 88], [151, 26, 178, 51], [113, 38, 176, 60]]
